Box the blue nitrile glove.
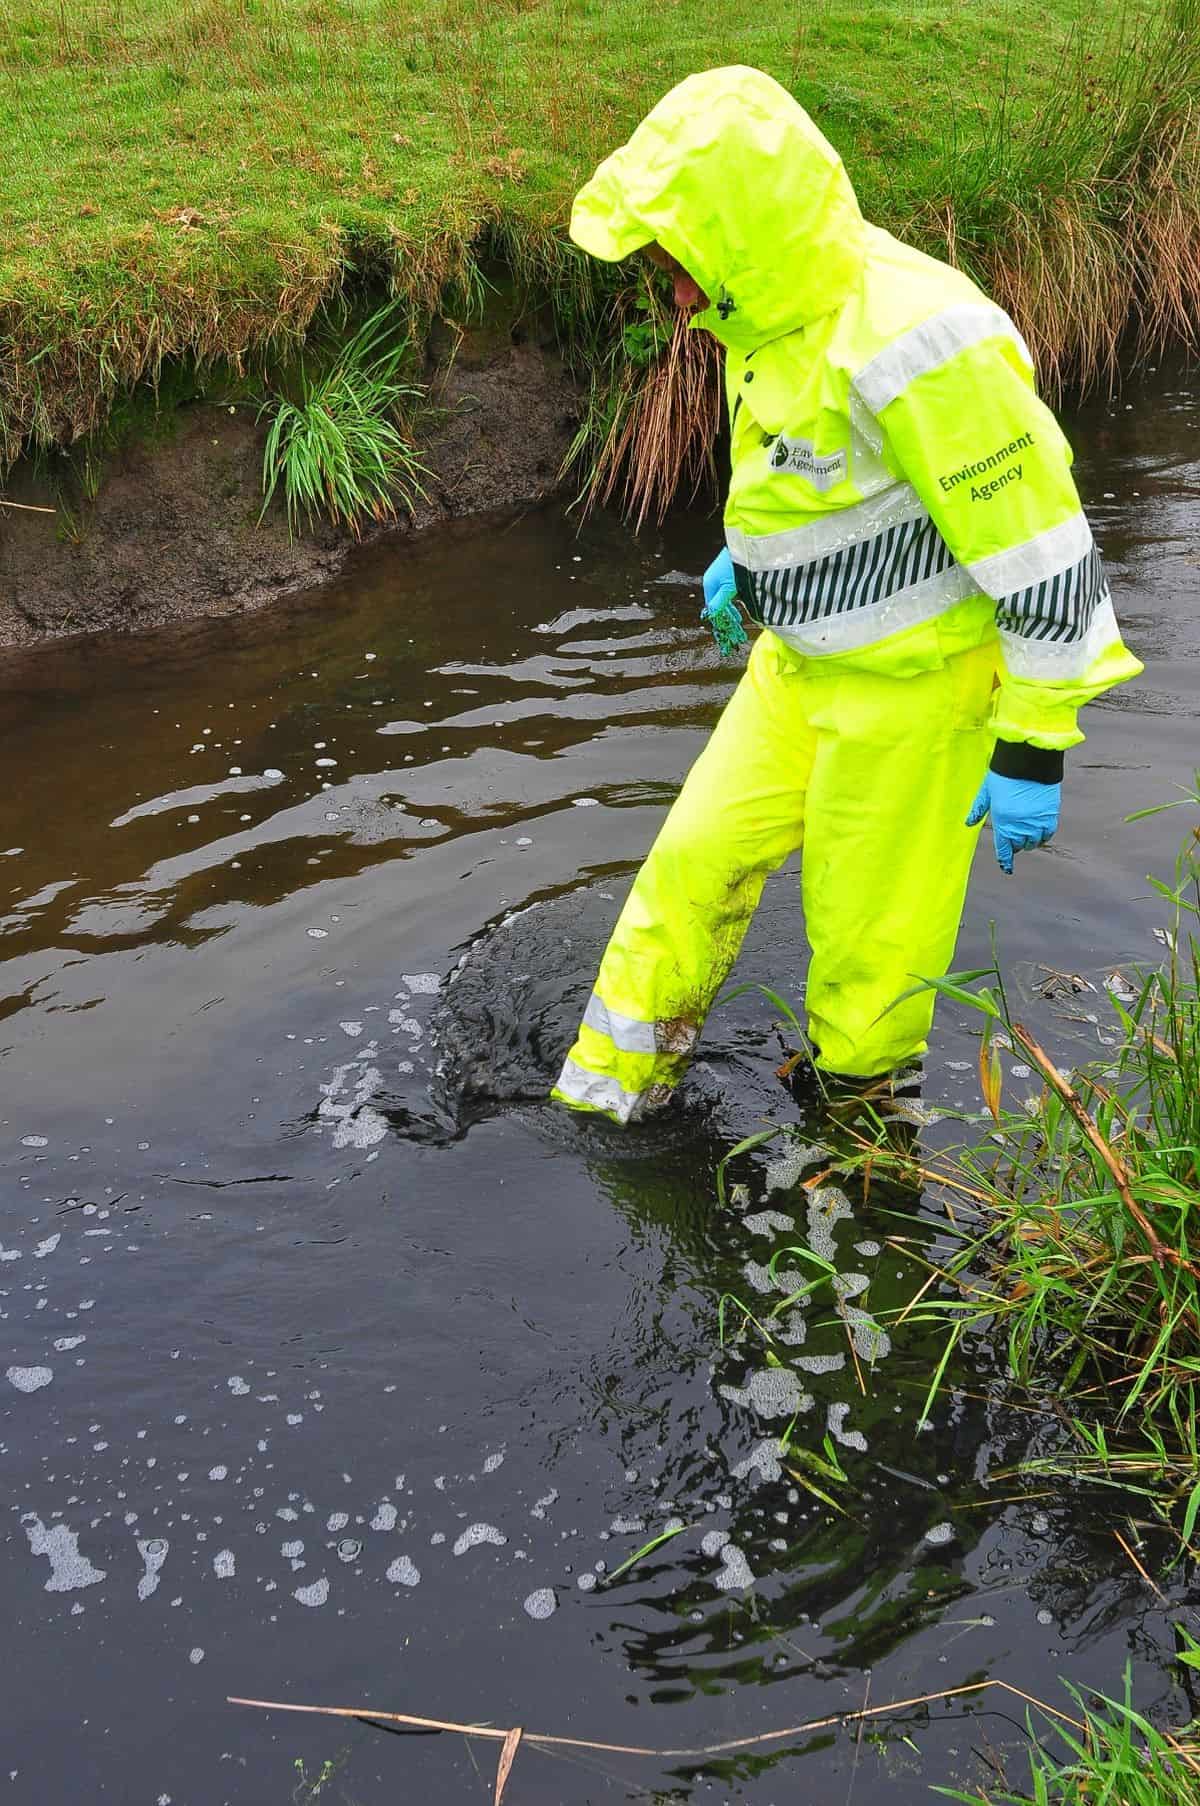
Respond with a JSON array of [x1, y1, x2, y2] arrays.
[[699, 547, 747, 656], [702, 547, 735, 607], [967, 772, 1061, 876]]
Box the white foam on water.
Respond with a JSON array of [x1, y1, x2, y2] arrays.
[[370, 1502, 397, 1532], [610, 1516, 645, 1535], [53, 1336, 85, 1352], [227, 1376, 250, 1396], [7, 1365, 53, 1393], [281, 1540, 304, 1559], [25, 1517, 106, 1591], [730, 1440, 783, 1486], [212, 1550, 235, 1579], [576, 1571, 597, 1591], [137, 1538, 168, 1601], [34, 1234, 61, 1259], [833, 1272, 870, 1301], [775, 1310, 808, 1347], [827, 1401, 868, 1453], [714, 1544, 755, 1591], [722, 1368, 812, 1421], [765, 1139, 823, 1194], [854, 1241, 881, 1258], [318, 1047, 389, 1150], [482, 1451, 505, 1474], [742, 1210, 795, 1237], [294, 1578, 330, 1608], [523, 1588, 557, 1620], [530, 1488, 558, 1520], [795, 1353, 845, 1375], [453, 1523, 507, 1556], [700, 1530, 730, 1557], [386, 1555, 421, 1587], [21, 1135, 49, 1149], [339, 1021, 364, 1038], [189, 1648, 205, 1664], [208, 1466, 227, 1481], [843, 1305, 891, 1364], [741, 1260, 775, 1295], [924, 1522, 955, 1546], [326, 1512, 350, 1533], [805, 1186, 853, 1262], [401, 973, 440, 994]]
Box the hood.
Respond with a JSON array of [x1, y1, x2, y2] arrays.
[[569, 66, 866, 353]]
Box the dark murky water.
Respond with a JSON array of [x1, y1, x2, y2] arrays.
[[2, 367, 1197, 1804]]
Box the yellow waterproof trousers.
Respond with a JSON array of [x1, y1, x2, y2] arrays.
[[552, 633, 998, 1123]]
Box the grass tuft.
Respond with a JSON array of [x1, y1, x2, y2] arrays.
[[259, 302, 427, 537], [938, 1667, 1200, 1805], [847, 783, 1200, 1552]]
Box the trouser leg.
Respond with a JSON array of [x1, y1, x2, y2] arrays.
[[553, 636, 816, 1122], [800, 641, 997, 1076]]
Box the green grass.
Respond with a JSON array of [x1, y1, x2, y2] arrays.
[[259, 299, 426, 536], [2, 0, 1197, 490], [939, 1666, 1200, 1805], [832, 786, 1200, 1554]]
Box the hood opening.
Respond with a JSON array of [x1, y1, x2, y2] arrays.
[[570, 66, 866, 352]]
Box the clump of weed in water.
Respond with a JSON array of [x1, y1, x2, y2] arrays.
[[938, 1661, 1200, 1806], [259, 302, 428, 539], [858, 781, 1200, 1552]]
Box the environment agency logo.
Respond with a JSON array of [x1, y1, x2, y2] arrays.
[[769, 435, 848, 492]]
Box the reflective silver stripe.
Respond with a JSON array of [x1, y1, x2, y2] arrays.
[[852, 304, 1033, 415], [999, 596, 1121, 681], [725, 482, 925, 571], [966, 513, 1093, 596], [765, 563, 976, 657], [582, 992, 656, 1055], [554, 1058, 648, 1125]]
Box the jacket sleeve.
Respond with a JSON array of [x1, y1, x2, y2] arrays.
[[853, 312, 1142, 750]]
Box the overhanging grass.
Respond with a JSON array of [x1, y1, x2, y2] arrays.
[[2, 0, 1197, 490]]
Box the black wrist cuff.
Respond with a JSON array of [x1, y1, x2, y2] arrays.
[[990, 739, 1065, 784]]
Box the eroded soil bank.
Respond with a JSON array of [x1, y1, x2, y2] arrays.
[[0, 330, 577, 649]]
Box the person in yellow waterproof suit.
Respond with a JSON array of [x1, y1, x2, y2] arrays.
[[552, 67, 1142, 1125]]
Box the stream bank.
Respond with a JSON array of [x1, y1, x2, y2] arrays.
[[0, 330, 577, 648]]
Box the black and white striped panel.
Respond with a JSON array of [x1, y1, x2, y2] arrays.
[[740, 514, 958, 630], [995, 545, 1107, 644]]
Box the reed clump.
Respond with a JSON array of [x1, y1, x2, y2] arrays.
[[866, 788, 1200, 1553]]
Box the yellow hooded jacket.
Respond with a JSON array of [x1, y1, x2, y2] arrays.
[[571, 66, 1142, 749]]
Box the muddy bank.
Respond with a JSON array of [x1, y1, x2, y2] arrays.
[[0, 335, 578, 650]]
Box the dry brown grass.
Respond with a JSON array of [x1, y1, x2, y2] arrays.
[[581, 315, 722, 530]]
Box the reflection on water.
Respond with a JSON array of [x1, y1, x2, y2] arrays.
[[1, 367, 1197, 1803]]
